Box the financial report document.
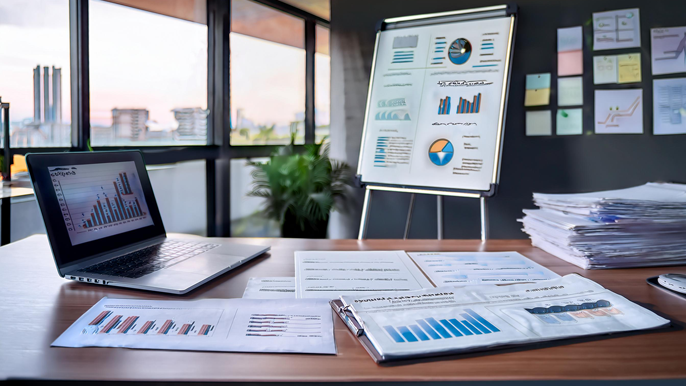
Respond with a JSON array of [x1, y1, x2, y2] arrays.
[[52, 297, 336, 354], [339, 274, 669, 361], [408, 251, 560, 287], [295, 251, 433, 299], [243, 277, 296, 299]]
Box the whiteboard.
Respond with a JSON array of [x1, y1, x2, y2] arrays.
[[357, 8, 516, 194]]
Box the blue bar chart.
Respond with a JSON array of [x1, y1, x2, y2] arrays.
[[382, 309, 500, 343]]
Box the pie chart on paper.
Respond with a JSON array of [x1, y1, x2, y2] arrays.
[[428, 139, 454, 166]]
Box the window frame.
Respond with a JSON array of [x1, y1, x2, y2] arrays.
[[5, 0, 329, 237]]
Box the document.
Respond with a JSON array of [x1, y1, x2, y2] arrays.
[[295, 250, 433, 299], [557, 77, 583, 106], [653, 77, 686, 135], [593, 56, 618, 84], [339, 274, 669, 362], [556, 108, 583, 135], [617, 53, 641, 84], [595, 89, 643, 134], [52, 297, 336, 354], [243, 277, 296, 299], [407, 251, 559, 287], [651, 26, 686, 76], [526, 110, 552, 136], [592, 8, 641, 51]]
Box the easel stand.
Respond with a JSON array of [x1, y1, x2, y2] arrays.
[[357, 186, 490, 242]]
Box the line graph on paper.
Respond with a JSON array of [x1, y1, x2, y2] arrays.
[[595, 89, 643, 134], [49, 161, 155, 246]]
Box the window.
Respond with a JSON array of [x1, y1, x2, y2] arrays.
[[230, 158, 279, 237], [88, 0, 208, 146], [0, 0, 71, 148], [230, 0, 305, 146], [315, 24, 330, 143]]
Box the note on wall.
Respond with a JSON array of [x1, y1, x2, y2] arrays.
[[525, 73, 551, 107], [653, 78, 686, 135], [592, 8, 641, 51], [526, 110, 552, 136], [558, 26, 583, 76], [651, 27, 686, 75], [593, 56, 618, 84], [617, 53, 641, 84], [557, 109, 583, 135], [595, 89, 643, 134], [558, 77, 583, 106]]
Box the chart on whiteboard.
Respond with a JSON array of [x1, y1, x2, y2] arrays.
[[49, 161, 155, 246]]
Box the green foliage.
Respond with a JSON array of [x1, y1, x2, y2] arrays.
[[247, 135, 352, 231], [254, 124, 276, 144]]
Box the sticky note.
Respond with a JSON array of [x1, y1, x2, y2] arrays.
[[558, 26, 583, 52], [526, 110, 552, 136], [558, 50, 583, 76], [558, 76, 583, 106], [593, 56, 618, 84], [557, 108, 583, 135], [617, 53, 641, 84], [525, 73, 551, 106]]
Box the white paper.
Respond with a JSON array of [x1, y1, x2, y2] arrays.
[[295, 250, 433, 299], [558, 77, 583, 106], [592, 8, 641, 51], [593, 56, 618, 84], [407, 251, 559, 287], [525, 110, 552, 136], [595, 89, 643, 134], [341, 275, 669, 361], [558, 26, 583, 52], [651, 27, 686, 76], [52, 297, 336, 354], [243, 277, 296, 299], [653, 78, 686, 135]]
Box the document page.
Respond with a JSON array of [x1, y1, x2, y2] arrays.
[[295, 251, 433, 299], [52, 297, 336, 354], [243, 277, 296, 299], [341, 275, 668, 361], [408, 251, 559, 287]]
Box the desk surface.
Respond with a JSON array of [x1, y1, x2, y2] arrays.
[[1, 234, 685, 382]]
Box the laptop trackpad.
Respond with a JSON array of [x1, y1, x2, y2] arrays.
[[168, 254, 243, 275]]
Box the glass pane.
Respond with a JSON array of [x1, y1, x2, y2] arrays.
[[0, 0, 71, 147], [230, 158, 279, 236], [89, 0, 208, 146], [315, 25, 330, 143], [230, 0, 305, 146]]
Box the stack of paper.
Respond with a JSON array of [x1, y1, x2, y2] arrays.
[[520, 183, 686, 269]]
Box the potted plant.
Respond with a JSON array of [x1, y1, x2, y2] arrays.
[[247, 135, 352, 238]]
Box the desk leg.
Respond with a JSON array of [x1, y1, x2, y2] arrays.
[[1, 197, 10, 245]]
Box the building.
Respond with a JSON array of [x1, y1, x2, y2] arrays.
[[172, 107, 208, 140], [32, 65, 62, 124], [112, 108, 149, 141]]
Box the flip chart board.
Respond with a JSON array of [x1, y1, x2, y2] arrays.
[[357, 6, 516, 195]]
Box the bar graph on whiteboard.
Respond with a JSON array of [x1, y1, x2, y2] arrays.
[[49, 161, 155, 246]]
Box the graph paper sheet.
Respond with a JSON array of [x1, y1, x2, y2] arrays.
[[52, 297, 336, 354], [339, 274, 668, 361]]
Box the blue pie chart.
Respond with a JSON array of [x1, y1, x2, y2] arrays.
[[428, 139, 454, 166]]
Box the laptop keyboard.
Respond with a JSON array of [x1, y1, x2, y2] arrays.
[[78, 240, 220, 279]]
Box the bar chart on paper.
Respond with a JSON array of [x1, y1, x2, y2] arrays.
[[382, 309, 500, 343], [49, 161, 155, 245], [81, 306, 222, 336]]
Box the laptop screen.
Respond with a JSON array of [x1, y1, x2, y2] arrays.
[[48, 161, 155, 246], [27, 151, 166, 272]]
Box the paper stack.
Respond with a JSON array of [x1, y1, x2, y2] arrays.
[[520, 183, 686, 269]]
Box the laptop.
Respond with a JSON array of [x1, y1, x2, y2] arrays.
[[26, 151, 270, 294]]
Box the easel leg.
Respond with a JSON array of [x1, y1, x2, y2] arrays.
[[403, 194, 416, 240], [437, 195, 443, 240], [358, 188, 372, 240], [480, 196, 489, 242]]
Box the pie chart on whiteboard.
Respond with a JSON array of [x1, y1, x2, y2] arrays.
[[428, 139, 454, 166]]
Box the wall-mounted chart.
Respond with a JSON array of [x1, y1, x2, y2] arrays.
[[594, 89, 643, 134], [653, 78, 686, 135], [651, 27, 686, 76], [592, 8, 641, 51]]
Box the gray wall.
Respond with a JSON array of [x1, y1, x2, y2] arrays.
[[329, 0, 686, 240]]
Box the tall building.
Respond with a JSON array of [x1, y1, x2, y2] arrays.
[[172, 108, 208, 140], [112, 108, 149, 141], [32, 65, 62, 123]]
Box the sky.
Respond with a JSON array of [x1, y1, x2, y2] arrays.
[[0, 0, 330, 133]]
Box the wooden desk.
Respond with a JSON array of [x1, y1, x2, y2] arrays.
[[1, 235, 685, 382]]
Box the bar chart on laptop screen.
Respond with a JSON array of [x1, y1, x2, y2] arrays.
[[49, 161, 155, 246]]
